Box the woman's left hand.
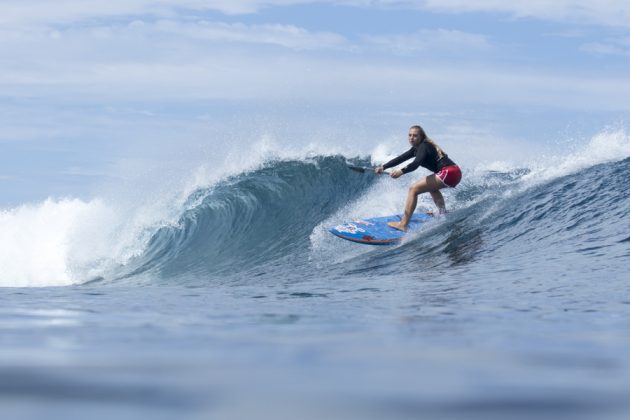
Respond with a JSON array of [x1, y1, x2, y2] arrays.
[[390, 169, 403, 179]]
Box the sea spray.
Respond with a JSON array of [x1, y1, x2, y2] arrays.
[[0, 198, 107, 287]]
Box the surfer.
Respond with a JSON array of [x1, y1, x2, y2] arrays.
[[375, 125, 461, 231]]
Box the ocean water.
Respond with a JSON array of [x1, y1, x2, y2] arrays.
[[1, 130, 629, 420]]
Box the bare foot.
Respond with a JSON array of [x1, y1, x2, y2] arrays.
[[387, 221, 407, 231]]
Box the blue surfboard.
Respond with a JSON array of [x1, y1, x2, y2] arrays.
[[329, 213, 433, 245]]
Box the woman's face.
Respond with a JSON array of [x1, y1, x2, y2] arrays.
[[408, 128, 422, 147]]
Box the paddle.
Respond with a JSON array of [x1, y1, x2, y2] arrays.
[[347, 165, 390, 175]]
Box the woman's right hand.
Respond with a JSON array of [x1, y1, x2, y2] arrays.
[[375, 166, 385, 174], [390, 169, 403, 179]]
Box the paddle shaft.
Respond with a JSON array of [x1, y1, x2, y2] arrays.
[[347, 165, 390, 175]]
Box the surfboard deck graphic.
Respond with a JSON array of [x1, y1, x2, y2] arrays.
[[329, 213, 433, 245]]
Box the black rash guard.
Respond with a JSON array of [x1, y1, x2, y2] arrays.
[[382, 141, 456, 174]]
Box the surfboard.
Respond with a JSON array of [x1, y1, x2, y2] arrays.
[[329, 213, 433, 245]]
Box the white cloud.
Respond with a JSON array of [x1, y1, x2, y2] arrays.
[[362, 29, 491, 55], [0, 18, 349, 94], [581, 36, 630, 56], [0, 18, 347, 54], [2, 1, 630, 28], [0, 2, 628, 115], [0, 1, 318, 26], [417, 0, 630, 27], [152, 20, 348, 50], [1, 40, 629, 113]]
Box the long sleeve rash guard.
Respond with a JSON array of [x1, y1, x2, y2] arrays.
[[382, 142, 456, 174]]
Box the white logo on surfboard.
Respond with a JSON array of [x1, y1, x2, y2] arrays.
[[334, 223, 365, 234]]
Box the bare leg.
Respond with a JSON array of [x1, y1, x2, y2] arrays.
[[430, 190, 446, 214], [388, 174, 445, 231]]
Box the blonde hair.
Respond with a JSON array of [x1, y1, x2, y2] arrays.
[[410, 125, 446, 160]]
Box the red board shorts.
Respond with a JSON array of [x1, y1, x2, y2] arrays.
[[436, 165, 462, 188]]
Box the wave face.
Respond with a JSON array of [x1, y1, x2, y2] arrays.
[[109, 154, 629, 287], [339, 157, 630, 284], [112, 155, 377, 283]]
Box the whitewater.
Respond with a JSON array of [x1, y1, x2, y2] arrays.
[[1, 129, 629, 420]]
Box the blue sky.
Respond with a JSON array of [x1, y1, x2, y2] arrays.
[[1, 1, 629, 205]]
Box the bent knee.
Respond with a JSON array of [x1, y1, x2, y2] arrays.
[[408, 184, 426, 195]]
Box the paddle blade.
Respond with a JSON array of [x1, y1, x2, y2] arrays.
[[347, 165, 369, 173]]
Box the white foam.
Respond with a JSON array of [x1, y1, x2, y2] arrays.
[[522, 128, 630, 184], [468, 128, 630, 223], [369, 140, 398, 166], [0, 198, 107, 287]]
